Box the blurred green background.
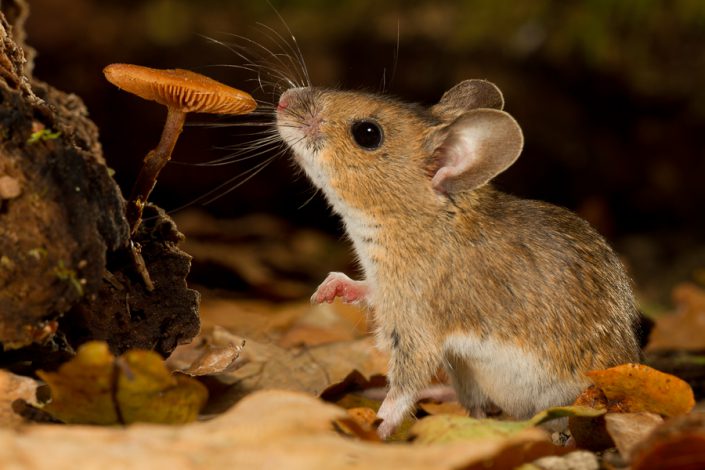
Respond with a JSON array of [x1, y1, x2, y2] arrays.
[[25, 0, 705, 303]]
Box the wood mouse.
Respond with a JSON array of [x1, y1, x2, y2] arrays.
[[275, 79, 641, 438]]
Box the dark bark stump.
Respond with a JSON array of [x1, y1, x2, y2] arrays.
[[0, 1, 199, 370]]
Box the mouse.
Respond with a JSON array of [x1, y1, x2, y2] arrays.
[[275, 79, 641, 439]]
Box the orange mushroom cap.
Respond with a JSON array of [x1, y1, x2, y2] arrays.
[[103, 63, 257, 115]]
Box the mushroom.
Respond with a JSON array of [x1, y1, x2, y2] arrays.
[[103, 63, 257, 235]]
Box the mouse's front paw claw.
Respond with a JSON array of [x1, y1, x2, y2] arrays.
[[310, 272, 369, 305]]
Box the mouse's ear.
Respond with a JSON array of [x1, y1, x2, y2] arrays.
[[431, 108, 523, 194], [431, 80, 505, 121]]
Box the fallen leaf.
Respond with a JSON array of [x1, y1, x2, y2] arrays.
[[38, 341, 207, 425], [278, 301, 369, 348], [0, 390, 563, 470], [334, 407, 380, 442], [320, 369, 388, 403], [346, 406, 378, 427], [531, 450, 599, 470], [411, 406, 603, 445], [117, 350, 208, 424], [279, 324, 354, 348], [569, 364, 695, 451], [200, 336, 389, 415], [587, 363, 695, 417], [528, 406, 607, 426], [569, 386, 619, 451], [38, 341, 117, 425], [195, 297, 304, 342], [631, 412, 705, 470], [604, 412, 663, 462], [647, 283, 705, 351], [410, 415, 532, 444], [0, 370, 40, 427], [171, 326, 246, 376]]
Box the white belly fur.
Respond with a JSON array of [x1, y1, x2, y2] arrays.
[[443, 334, 588, 419]]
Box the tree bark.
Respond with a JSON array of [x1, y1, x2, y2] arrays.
[[0, 0, 199, 370]]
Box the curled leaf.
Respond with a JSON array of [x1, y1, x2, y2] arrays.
[[587, 363, 695, 417], [528, 405, 606, 426]]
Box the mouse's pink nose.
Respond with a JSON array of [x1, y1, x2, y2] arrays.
[[277, 96, 289, 111]]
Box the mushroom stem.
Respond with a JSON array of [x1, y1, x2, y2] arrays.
[[126, 106, 187, 235]]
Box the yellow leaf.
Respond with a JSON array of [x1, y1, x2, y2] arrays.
[[587, 363, 695, 417], [38, 341, 207, 425], [38, 342, 117, 425], [410, 415, 533, 444], [117, 349, 208, 424]]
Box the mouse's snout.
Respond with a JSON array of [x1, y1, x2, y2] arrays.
[[276, 86, 326, 165], [276, 87, 323, 143], [277, 87, 309, 113], [276, 94, 289, 112]]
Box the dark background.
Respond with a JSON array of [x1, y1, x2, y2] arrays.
[[24, 0, 705, 305]]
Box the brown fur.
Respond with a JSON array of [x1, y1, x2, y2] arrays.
[[276, 81, 640, 437]]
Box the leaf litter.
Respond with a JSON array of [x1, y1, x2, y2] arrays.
[[2, 251, 705, 467]]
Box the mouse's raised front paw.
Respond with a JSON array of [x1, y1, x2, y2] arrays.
[[310, 272, 369, 305]]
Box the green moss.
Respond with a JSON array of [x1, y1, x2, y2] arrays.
[[53, 260, 84, 297], [27, 248, 48, 260], [0, 255, 14, 269], [27, 129, 61, 145]]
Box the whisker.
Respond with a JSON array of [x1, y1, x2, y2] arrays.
[[202, 35, 297, 90], [225, 34, 304, 88], [255, 22, 308, 88], [199, 151, 284, 206], [267, 0, 312, 87], [298, 185, 322, 210]]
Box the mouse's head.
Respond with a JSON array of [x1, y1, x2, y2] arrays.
[[276, 80, 523, 221]]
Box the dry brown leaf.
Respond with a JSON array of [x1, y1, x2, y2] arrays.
[[202, 336, 389, 413], [570, 364, 695, 451], [647, 283, 705, 351], [279, 324, 355, 348], [320, 369, 388, 403], [278, 301, 369, 348], [0, 390, 561, 469], [168, 326, 246, 376], [587, 363, 695, 417], [631, 412, 705, 470], [0, 370, 40, 428], [196, 297, 304, 341], [604, 412, 663, 462]]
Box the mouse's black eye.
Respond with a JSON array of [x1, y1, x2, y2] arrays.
[[350, 120, 383, 150]]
